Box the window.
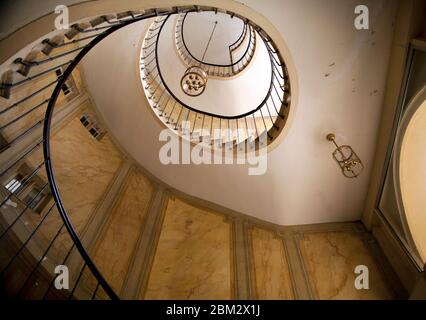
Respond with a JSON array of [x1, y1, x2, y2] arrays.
[[89, 127, 97, 136], [2, 165, 51, 214], [5, 174, 24, 193], [23, 186, 49, 212], [56, 68, 79, 99], [61, 83, 71, 96], [79, 112, 106, 141], [80, 114, 90, 127]]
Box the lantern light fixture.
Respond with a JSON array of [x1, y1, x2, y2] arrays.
[[326, 133, 364, 178]]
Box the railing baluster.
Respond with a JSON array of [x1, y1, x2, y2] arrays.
[[184, 109, 190, 131], [259, 109, 268, 133], [236, 119, 240, 145], [153, 87, 166, 107], [145, 72, 160, 88], [143, 55, 156, 67], [219, 118, 222, 143], [0, 182, 50, 240], [270, 95, 284, 119], [191, 112, 198, 135], [244, 117, 249, 144], [166, 100, 177, 124], [200, 115, 205, 141], [0, 79, 57, 116], [143, 47, 156, 58], [272, 69, 285, 87], [0, 161, 45, 208], [0, 99, 50, 131], [16, 47, 83, 68], [265, 101, 279, 129], [210, 116, 213, 143], [15, 223, 65, 299], [0, 202, 56, 277], [227, 119, 231, 146], [0, 61, 72, 90], [174, 105, 183, 129], [160, 95, 172, 116], [79, 25, 117, 34], [142, 39, 157, 50], [42, 243, 75, 300], [68, 263, 86, 299], [91, 282, 100, 300], [0, 140, 44, 177], [272, 81, 284, 104], [2, 117, 45, 150], [46, 33, 102, 50], [252, 114, 259, 139], [147, 79, 163, 98], [269, 53, 284, 79]]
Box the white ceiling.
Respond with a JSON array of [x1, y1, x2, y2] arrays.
[[0, 0, 83, 40], [182, 11, 244, 65], [81, 0, 398, 225]]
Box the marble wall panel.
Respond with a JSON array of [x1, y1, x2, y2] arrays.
[[299, 230, 396, 299], [250, 227, 294, 299], [0, 68, 81, 141], [92, 168, 154, 294], [143, 197, 232, 299], [22, 103, 123, 253]]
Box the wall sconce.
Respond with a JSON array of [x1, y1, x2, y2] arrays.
[[326, 133, 364, 178]]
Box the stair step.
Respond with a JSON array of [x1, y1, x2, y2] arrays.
[[15, 51, 40, 77], [41, 35, 65, 55], [0, 70, 14, 99]]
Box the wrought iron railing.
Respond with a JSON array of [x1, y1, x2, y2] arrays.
[[0, 9, 161, 300], [0, 5, 291, 300], [142, 15, 290, 150], [174, 12, 256, 77]]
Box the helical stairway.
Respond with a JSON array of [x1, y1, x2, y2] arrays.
[[0, 5, 291, 299], [141, 12, 290, 149]]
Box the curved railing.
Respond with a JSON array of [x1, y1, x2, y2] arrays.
[[0, 8, 167, 300], [142, 15, 290, 149], [0, 5, 291, 300], [174, 12, 256, 77]]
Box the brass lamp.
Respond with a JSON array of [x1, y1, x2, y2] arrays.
[[326, 133, 364, 178], [181, 66, 207, 96]]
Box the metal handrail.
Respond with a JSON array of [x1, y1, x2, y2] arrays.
[[41, 10, 161, 301], [140, 14, 290, 148], [154, 16, 275, 119], [0, 8, 161, 300]]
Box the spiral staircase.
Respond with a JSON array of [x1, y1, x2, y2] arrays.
[[0, 5, 292, 299], [141, 12, 290, 149]]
